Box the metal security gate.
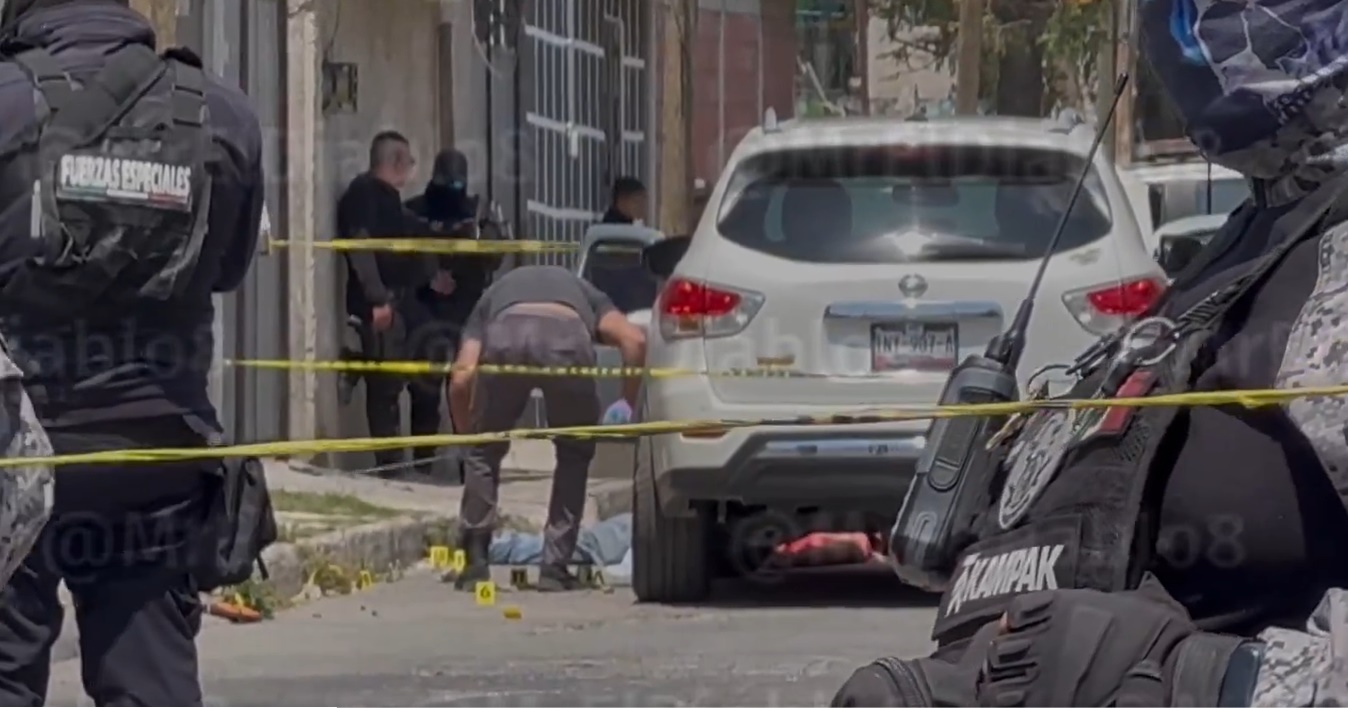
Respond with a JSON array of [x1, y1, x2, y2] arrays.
[[520, 0, 650, 267]]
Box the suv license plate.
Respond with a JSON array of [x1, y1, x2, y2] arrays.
[[871, 323, 958, 372]]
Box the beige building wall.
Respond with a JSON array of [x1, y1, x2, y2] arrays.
[[865, 18, 954, 116], [315, 0, 446, 453], [129, 0, 177, 45]]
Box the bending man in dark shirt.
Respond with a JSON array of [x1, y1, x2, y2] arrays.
[[336, 131, 450, 475], [447, 266, 646, 591]]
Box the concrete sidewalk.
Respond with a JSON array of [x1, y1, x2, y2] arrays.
[[50, 441, 634, 665]]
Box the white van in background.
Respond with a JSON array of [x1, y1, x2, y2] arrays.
[[1120, 160, 1248, 255]]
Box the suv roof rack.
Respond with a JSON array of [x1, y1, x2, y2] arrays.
[[763, 107, 780, 133]]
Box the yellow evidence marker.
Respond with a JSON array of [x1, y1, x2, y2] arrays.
[[428, 545, 450, 568], [356, 570, 374, 590], [475, 581, 496, 606], [450, 549, 467, 573]]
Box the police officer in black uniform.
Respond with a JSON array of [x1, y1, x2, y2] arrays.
[[337, 131, 444, 475], [832, 0, 1348, 703], [0, 0, 263, 703]]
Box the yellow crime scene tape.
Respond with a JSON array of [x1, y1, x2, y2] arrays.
[[6, 383, 1348, 468], [267, 239, 578, 254], [225, 358, 836, 379]]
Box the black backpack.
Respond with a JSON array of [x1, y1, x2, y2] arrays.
[[0, 42, 212, 316], [196, 455, 279, 591]]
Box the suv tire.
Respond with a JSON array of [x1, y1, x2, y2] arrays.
[[632, 442, 710, 603]]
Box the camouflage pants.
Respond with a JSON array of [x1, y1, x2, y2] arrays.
[[1251, 588, 1348, 707]]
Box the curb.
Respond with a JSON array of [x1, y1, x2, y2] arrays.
[[259, 514, 456, 601]]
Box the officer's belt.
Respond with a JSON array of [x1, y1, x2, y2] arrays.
[[933, 171, 1348, 643]]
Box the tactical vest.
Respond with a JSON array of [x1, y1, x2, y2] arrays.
[[931, 175, 1348, 644], [0, 42, 212, 318]]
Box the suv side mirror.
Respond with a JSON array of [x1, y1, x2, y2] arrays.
[[1156, 234, 1206, 277], [642, 236, 690, 278]]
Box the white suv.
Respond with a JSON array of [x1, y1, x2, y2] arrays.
[[631, 115, 1166, 602]]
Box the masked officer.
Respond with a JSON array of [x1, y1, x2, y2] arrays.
[[0, 0, 264, 704], [403, 148, 493, 470], [834, 0, 1348, 704], [338, 131, 448, 476], [447, 265, 646, 591]]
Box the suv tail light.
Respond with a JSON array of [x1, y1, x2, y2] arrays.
[[658, 277, 764, 340], [1062, 277, 1166, 335]]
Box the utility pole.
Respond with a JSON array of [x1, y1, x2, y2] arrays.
[[1112, 0, 1137, 166], [954, 0, 985, 114], [285, 0, 320, 447], [1095, 0, 1119, 160], [657, 0, 694, 234]]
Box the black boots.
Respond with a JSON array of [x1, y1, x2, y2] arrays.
[[536, 565, 584, 592], [453, 531, 491, 591], [449, 531, 586, 592]]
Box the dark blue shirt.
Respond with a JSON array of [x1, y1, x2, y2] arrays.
[[0, 1, 263, 431]]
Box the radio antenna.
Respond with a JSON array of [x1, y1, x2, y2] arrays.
[[987, 74, 1130, 370]]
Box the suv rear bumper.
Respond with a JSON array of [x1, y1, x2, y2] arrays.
[[654, 430, 923, 518]]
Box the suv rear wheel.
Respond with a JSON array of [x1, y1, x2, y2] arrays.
[[632, 444, 710, 603]]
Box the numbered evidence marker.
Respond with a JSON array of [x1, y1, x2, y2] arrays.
[[509, 567, 529, 588], [356, 570, 375, 590], [475, 580, 496, 606], [451, 549, 467, 573], [428, 545, 450, 569]]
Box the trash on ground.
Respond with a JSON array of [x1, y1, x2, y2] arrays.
[[770, 532, 883, 568], [208, 600, 263, 624]]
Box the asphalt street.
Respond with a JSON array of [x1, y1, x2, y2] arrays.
[[48, 566, 940, 706]]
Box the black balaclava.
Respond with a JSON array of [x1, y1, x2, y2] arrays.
[[421, 149, 472, 223], [1, 0, 125, 29]]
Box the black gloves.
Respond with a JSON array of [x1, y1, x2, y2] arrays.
[[976, 575, 1243, 706]]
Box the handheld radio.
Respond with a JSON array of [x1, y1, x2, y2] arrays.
[[888, 75, 1131, 591]]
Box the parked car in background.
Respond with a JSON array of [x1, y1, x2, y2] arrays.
[[1121, 160, 1247, 255], [575, 223, 666, 418], [1152, 213, 1227, 280], [632, 114, 1165, 602]]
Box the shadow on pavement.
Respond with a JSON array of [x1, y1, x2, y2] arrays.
[[696, 565, 941, 610]]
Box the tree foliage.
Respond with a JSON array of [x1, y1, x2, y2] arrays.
[[867, 0, 1112, 116]]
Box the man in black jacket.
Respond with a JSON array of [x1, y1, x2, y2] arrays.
[[0, 0, 263, 703], [600, 176, 647, 225], [338, 131, 450, 475]]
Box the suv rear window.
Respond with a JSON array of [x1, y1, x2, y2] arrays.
[[715, 145, 1114, 263]]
